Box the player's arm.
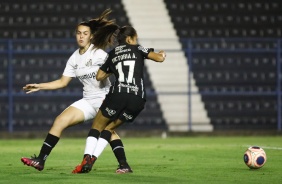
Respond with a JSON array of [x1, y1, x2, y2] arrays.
[[96, 56, 112, 81], [147, 50, 166, 62], [96, 69, 112, 81], [23, 75, 72, 94]]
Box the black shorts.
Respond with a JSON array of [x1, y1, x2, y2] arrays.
[[99, 93, 145, 122]]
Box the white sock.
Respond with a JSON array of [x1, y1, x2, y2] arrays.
[[93, 138, 109, 158], [84, 136, 98, 155]]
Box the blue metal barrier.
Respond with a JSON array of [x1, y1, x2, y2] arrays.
[[1, 38, 281, 132]]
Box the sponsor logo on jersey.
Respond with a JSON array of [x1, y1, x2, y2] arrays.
[[123, 112, 133, 120], [77, 72, 96, 80], [105, 107, 116, 116], [138, 45, 149, 53], [85, 59, 92, 67], [118, 83, 139, 92], [115, 45, 131, 55], [115, 45, 126, 54]]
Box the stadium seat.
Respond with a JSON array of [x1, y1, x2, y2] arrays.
[[165, 0, 282, 38]]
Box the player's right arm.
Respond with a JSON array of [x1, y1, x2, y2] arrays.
[[96, 55, 112, 81], [96, 69, 112, 81], [23, 75, 72, 94]]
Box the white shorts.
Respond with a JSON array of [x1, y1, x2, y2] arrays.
[[70, 97, 104, 121]]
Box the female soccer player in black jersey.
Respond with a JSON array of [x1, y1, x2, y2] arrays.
[[74, 25, 166, 173]]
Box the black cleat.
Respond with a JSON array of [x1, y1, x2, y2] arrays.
[[116, 164, 133, 174]]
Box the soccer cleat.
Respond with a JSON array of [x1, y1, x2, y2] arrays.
[[72, 155, 96, 174], [21, 155, 44, 171], [116, 164, 133, 174]]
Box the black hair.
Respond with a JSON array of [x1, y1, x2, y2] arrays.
[[117, 26, 137, 44], [92, 24, 120, 50], [93, 25, 138, 50]]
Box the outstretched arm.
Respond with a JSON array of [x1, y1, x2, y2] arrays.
[[23, 75, 72, 94], [147, 50, 166, 62]]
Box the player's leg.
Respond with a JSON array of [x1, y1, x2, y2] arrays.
[[110, 131, 132, 173], [72, 93, 129, 174], [110, 132, 133, 173], [91, 128, 133, 173], [21, 103, 85, 171], [101, 120, 133, 174], [72, 110, 112, 173], [92, 131, 117, 159], [113, 94, 145, 173]]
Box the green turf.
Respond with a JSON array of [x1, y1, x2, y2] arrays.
[[0, 136, 281, 184]]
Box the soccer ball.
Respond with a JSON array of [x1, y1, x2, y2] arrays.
[[243, 146, 267, 169]]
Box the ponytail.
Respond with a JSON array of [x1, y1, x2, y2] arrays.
[[88, 8, 115, 33], [77, 8, 115, 34], [93, 24, 120, 50]]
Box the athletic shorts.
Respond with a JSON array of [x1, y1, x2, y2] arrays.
[[99, 93, 146, 122], [70, 97, 104, 121]]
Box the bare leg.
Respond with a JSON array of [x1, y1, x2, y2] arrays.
[[49, 106, 85, 137], [21, 106, 85, 171]]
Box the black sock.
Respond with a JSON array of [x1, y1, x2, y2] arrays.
[[38, 133, 59, 162], [87, 128, 100, 138], [100, 130, 112, 142], [110, 139, 128, 166]]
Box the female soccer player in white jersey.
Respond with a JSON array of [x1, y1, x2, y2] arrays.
[[21, 9, 131, 173], [73, 25, 166, 174]]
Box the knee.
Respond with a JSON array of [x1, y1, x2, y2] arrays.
[[104, 127, 115, 134], [53, 115, 70, 129]]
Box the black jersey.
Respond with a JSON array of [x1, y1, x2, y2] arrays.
[[100, 43, 154, 99]]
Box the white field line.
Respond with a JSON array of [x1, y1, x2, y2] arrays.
[[243, 145, 282, 150]]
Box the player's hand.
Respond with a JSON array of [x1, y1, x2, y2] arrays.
[[23, 83, 40, 94], [158, 50, 166, 58]]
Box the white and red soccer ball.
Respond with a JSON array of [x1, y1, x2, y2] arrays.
[[243, 146, 267, 169]]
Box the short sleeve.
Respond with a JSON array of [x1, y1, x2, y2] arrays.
[[93, 49, 108, 67], [138, 45, 154, 59], [100, 55, 111, 73], [62, 54, 76, 77]]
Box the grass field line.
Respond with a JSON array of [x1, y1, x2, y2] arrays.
[[243, 145, 282, 150]]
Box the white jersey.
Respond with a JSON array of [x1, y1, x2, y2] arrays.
[[63, 44, 110, 101]]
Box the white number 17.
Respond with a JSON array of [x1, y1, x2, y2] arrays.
[[116, 60, 135, 83]]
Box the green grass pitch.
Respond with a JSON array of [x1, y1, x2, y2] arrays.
[[0, 136, 281, 184]]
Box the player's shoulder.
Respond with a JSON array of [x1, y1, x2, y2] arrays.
[[92, 48, 107, 57], [67, 49, 80, 61]]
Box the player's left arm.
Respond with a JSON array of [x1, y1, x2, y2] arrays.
[[147, 50, 166, 62]]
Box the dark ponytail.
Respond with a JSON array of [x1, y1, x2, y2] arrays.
[[92, 24, 120, 50], [117, 26, 137, 44], [77, 8, 115, 34], [88, 8, 115, 33]]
